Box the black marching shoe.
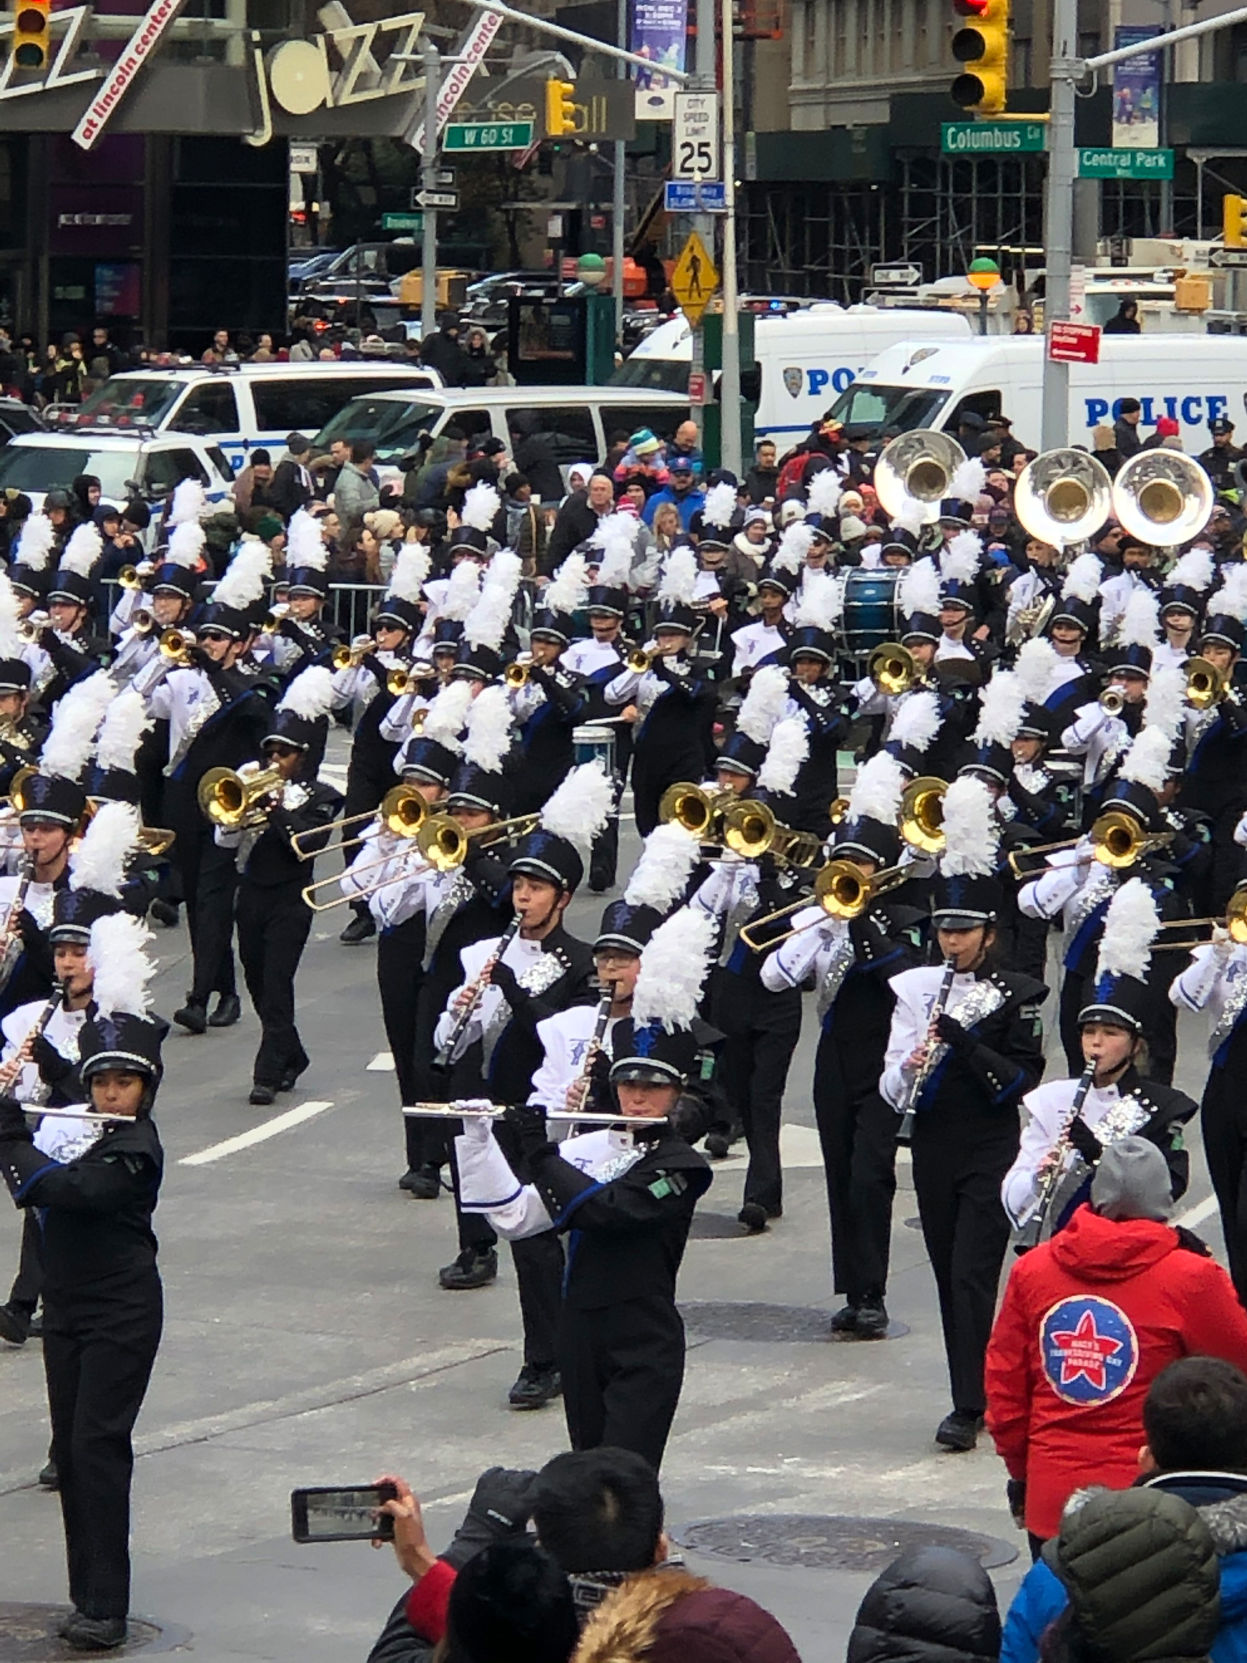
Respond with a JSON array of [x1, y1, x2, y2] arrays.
[[249, 1084, 276, 1107], [508, 1364, 562, 1409], [438, 1245, 498, 1290], [339, 913, 376, 945], [704, 1133, 732, 1159], [61, 1613, 127, 1651], [398, 1165, 441, 1200], [935, 1410, 982, 1453], [172, 997, 207, 1035], [0, 1301, 30, 1345], [208, 993, 241, 1028], [828, 1302, 859, 1336], [149, 898, 179, 928], [39, 1457, 58, 1489], [737, 1202, 770, 1234], [853, 1296, 891, 1340]]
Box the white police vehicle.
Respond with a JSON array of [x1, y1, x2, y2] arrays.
[[0, 429, 234, 519]]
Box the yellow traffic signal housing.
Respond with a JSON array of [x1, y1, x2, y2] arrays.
[[1225, 195, 1245, 249], [544, 79, 577, 138], [951, 0, 1010, 116], [12, 0, 51, 70]]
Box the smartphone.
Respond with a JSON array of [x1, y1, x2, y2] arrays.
[[291, 1483, 397, 1544]]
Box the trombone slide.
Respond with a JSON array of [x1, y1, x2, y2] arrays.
[[402, 1103, 668, 1126], [22, 1106, 134, 1125]]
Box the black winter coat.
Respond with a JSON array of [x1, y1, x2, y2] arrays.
[[847, 1544, 1001, 1663]]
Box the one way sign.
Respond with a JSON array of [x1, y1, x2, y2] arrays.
[[415, 189, 460, 210]]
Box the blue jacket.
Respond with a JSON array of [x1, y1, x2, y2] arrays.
[[641, 486, 704, 531], [1002, 1474, 1247, 1663]]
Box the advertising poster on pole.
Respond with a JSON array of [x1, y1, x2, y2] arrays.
[[1111, 24, 1162, 149], [632, 0, 687, 120]]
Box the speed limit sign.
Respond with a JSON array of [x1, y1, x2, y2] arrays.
[[672, 92, 720, 181]]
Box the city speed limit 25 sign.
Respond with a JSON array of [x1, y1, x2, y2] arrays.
[[672, 92, 720, 181]]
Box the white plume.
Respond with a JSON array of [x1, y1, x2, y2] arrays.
[[387, 545, 431, 605], [1062, 552, 1103, 604], [624, 823, 701, 911], [213, 541, 270, 610], [286, 508, 327, 572], [461, 684, 513, 773], [590, 516, 638, 590], [737, 664, 789, 744], [939, 774, 998, 877], [167, 478, 206, 527], [0, 572, 23, 658], [461, 481, 501, 533], [1015, 637, 1060, 705], [848, 751, 905, 825], [441, 558, 481, 623], [70, 801, 141, 897], [88, 912, 156, 1018], [1143, 662, 1187, 743], [950, 456, 987, 502], [544, 552, 589, 616], [656, 544, 697, 607], [1118, 724, 1173, 793], [791, 568, 842, 633], [757, 715, 808, 795], [632, 904, 715, 1032], [540, 759, 614, 847], [887, 688, 941, 754], [95, 687, 153, 773], [165, 519, 204, 570], [420, 679, 472, 750], [772, 521, 815, 575], [1095, 876, 1160, 983], [891, 501, 927, 539], [15, 512, 55, 572], [972, 669, 1026, 747], [1119, 585, 1160, 649], [941, 529, 982, 583], [59, 523, 102, 578], [1168, 547, 1214, 594], [277, 663, 335, 721], [702, 481, 738, 531], [805, 467, 843, 518], [1210, 563, 1247, 624], [898, 558, 941, 619], [41, 671, 115, 781], [464, 551, 520, 651]]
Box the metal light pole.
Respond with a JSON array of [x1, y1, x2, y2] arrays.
[[421, 38, 440, 340], [717, 0, 742, 477], [612, 0, 627, 343], [689, 0, 715, 451]]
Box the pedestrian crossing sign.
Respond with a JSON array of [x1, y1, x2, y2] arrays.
[[672, 230, 718, 328]]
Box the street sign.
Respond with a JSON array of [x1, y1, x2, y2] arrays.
[[871, 262, 922, 287], [1048, 320, 1102, 365], [671, 229, 718, 329], [664, 180, 726, 213], [1078, 147, 1174, 180], [941, 120, 1046, 155], [434, 168, 456, 188], [688, 369, 709, 405], [415, 189, 459, 210], [382, 212, 424, 232], [672, 91, 720, 180], [289, 143, 318, 175], [1209, 247, 1247, 268], [443, 120, 535, 152]]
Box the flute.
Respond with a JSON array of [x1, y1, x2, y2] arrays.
[[22, 1107, 133, 1125], [403, 1103, 668, 1126], [432, 914, 521, 1070]]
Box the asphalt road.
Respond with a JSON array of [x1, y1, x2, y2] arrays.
[[0, 734, 1226, 1660]]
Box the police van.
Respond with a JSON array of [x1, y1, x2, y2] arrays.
[[611, 307, 974, 447], [49, 361, 442, 472], [829, 335, 1247, 451]]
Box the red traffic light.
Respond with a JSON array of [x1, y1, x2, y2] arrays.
[[954, 0, 991, 12]]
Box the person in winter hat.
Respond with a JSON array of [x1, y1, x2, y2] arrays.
[[572, 1568, 800, 1663], [41, 523, 112, 709], [847, 1544, 1001, 1663]]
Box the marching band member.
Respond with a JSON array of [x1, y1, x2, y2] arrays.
[[213, 665, 342, 1105], [455, 905, 716, 1469], [727, 522, 809, 681], [1060, 586, 1158, 804], [0, 571, 46, 799], [1154, 546, 1214, 673], [782, 568, 849, 837], [1182, 564, 1247, 911], [1037, 552, 1104, 733], [1002, 533, 1062, 650], [507, 553, 588, 814], [40, 525, 111, 708], [262, 509, 343, 682], [1005, 877, 1195, 1240], [0, 913, 166, 1651], [935, 532, 994, 674], [881, 774, 1048, 1451], [760, 751, 925, 1339]]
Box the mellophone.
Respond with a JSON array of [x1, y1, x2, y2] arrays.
[[402, 1102, 669, 1126]]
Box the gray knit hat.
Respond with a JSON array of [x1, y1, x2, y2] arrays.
[[1091, 1136, 1172, 1224]]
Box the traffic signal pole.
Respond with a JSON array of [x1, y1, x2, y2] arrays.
[[718, 0, 742, 477], [421, 38, 440, 339]]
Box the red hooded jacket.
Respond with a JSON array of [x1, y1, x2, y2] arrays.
[[985, 1205, 1247, 1538]]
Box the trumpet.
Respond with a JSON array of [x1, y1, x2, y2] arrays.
[[331, 638, 375, 671], [900, 776, 947, 855], [416, 811, 541, 872], [292, 783, 427, 862], [869, 641, 920, 697], [197, 764, 285, 830], [504, 657, 533, 688], [829, 795, 850, 827], [402, 1102, 668, 1126], [721, 799, 823, 867], [137, 825, 177, 857], [658, 782, 733, 839], [261, 607, 288, 634], [160, 627, 195, 666], [626, 646, 658, 674], [1152, 891, 1247, 950], [18, 619, 43, 644], [387, 663, 436, 698], [1099, 687, 1126, 717], [117, 564, 143, 591], [132, 609, 156, 637], [739, 857, 911, 950], [1187, 655, 1228, 711]]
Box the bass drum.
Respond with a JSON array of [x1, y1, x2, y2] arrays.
[[841, 568, 901, 663]]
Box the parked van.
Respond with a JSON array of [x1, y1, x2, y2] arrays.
[[611, 306, 973, 446], [829, 335, 1247, 451], [311, 385, 690, 493], [51, 362, 442, 471]]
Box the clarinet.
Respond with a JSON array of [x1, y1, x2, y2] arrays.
[[572, 980, 618, 1121], [8, 980, 65, 1107], [896, 956, 957, 1145], [0, 856, 34, 998], [1013, 1064, 1096, 1250], [433, 914, 521, 1071]]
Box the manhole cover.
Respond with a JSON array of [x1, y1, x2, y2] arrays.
[[681, 1302, 909, 1342], [673, 1515, 1016, 1573], [0, 1607, 183, 1660]]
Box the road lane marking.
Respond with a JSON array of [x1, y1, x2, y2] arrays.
[[367, 1051, 394, 1071], [1175, 1192, 1219, 1230], [179, 1100, 335, 1166]]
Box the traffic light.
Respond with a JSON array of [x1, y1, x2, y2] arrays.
[[12, 0, 51, 71], [950, 0, 1010, 116], [1225, 195, 1245, 249], [544, 79, 577, 138]]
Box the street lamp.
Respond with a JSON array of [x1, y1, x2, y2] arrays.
[[967, 256, 1000, 337], [576, 252, 608, 289]]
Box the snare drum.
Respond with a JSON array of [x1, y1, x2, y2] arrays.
[[842, 568, 901, 657], [573, 724, 616, 778]]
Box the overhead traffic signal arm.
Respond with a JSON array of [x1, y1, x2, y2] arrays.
[[950, 0, 1010, 116], [12, 0, 51, 70], [544, 79, 577, 138]]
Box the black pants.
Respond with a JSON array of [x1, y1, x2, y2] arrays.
[[911, 1123, 1017, 1416], [1202, 1065, 1247, 1305], [812, 1033, 898, 1299], [560, 1296, 684, 1471], [631, 752, 702, 840], [236, 886, 311, 1088], [8, 1209, 42, 1316], [44, 1290, 162, 1620], [377, 920, 430, 1169], [512, 1232, 564, 1369], [185, 833, 238, 1004], [710, 972, 801, 1214]]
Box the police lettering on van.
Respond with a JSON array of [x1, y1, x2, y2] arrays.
[[1084, 393, 1230, 429]]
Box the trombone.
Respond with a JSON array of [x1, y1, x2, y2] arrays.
[[1187, 655, 1229, 711], [900, 776, 947, 855], [159, 627, 196, 666], [721, 799, 823, 868], [415, 811, 541, 872], [869, 641, 921, 697], [331, 638, 375, 671], [1005, 809, 1174, 879], [739, 857, 911, 950], [197, 764, 285, 829], [291, 783, 427, 861], [1152, 891, 1247, 950], [117, 564, 143, 591], [658, 781, 734, 839]]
